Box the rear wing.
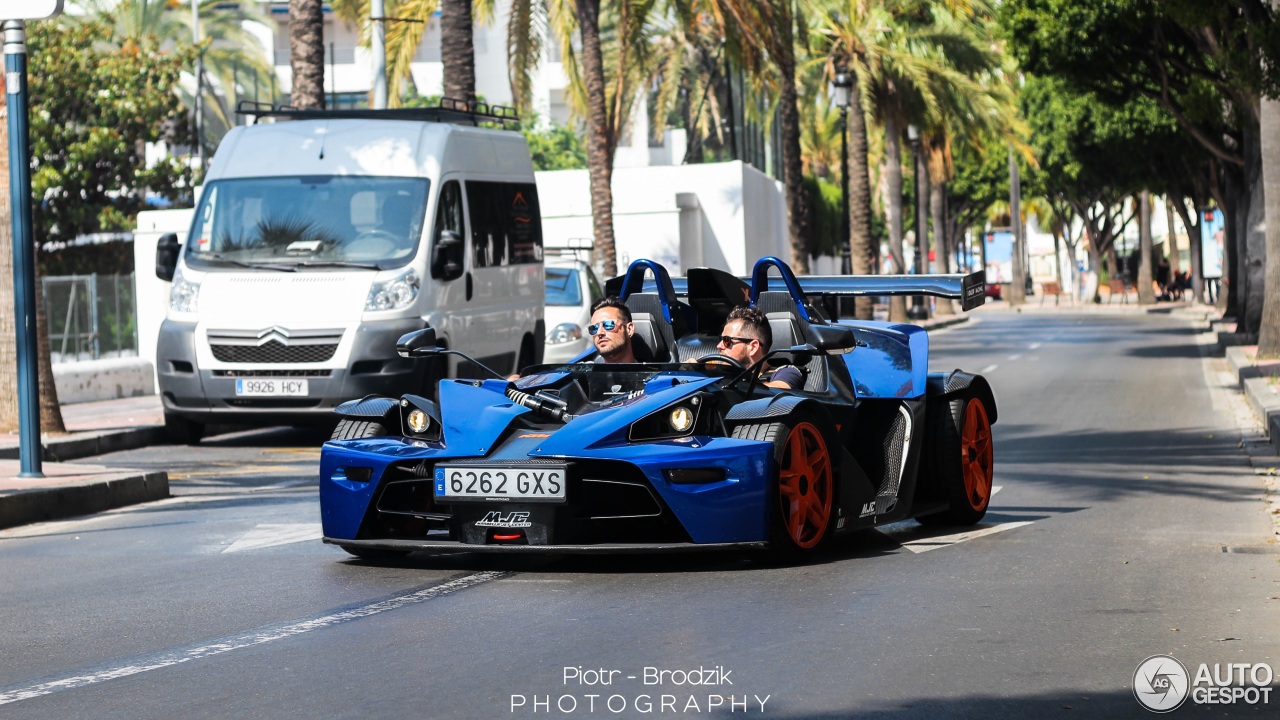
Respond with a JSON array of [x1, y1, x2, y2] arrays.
[[611, 269, 987, 312], [755, 272, 987, 312]]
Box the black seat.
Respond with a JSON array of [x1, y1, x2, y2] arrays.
[[753, 291, 829, 393]]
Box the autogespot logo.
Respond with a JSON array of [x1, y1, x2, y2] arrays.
[[1134, 655, 1190, 713]]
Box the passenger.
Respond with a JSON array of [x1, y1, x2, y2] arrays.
[[586, 296, 638, 364], [712, 305, 803, 390]]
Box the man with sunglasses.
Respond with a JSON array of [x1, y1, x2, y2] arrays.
[[586, 296, 638, 363], [714, 305, 804, 390]]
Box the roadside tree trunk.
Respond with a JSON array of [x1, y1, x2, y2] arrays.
[[882, 115, 908, 322], [1137, 191, 1156, 305], [774, 3, 810, 274], [847, 71, 875, 320], [0, 75, 65, 434], [1164, 198, 1181, 274], [1007, 150, 1026, 306], [574, 0, 618, 277], [288, 0, 325, 109], [1258, 88, 1280, 357], [932, 179, 954, 315], [441, 0, 477, 105]]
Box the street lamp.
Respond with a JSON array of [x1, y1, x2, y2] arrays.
[[906, 124, 928, 320], [832, 68, 853, 276]]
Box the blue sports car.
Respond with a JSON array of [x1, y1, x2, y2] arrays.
[[319, 257, 996, 559]]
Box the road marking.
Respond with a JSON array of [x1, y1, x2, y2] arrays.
[[222, 524, 322, 553], [902, 521, 1033, 554], [980, 364, 998, 374], [1028, 342, 1042, 350], [0, 571, 507, 707], [1007, 353, 1022, 361]]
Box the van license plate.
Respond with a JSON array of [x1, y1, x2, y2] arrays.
[[235, 379, 309, 396]]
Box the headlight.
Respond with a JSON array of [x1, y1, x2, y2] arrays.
[[406, 409, 430, 434], [669, 406, 694, 433], [169, 266, 201, 314], [546, 323, 583, 345], [366, 269, 419, 311]]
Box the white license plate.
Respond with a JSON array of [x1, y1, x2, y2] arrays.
[[435, 465, 566, 502], [234, 378, 309, 396]]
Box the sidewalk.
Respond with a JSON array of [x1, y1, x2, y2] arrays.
[[0, 395, 168, 530]]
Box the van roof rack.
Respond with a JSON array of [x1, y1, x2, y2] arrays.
[[235, 97, 521, 127]]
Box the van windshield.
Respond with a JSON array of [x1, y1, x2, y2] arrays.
[[183, 176, 430, 271]]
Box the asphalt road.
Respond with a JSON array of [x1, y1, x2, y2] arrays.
[[1, 307, 1276, 719]]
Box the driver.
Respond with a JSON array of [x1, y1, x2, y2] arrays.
[[586, 296, 638, 364], [714, 306, 803, 390]]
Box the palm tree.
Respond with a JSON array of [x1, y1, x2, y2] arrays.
[[290, 0, 326, 109], [79, 1, 276, 148]]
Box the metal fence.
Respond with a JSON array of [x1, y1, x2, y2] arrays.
[[41, 273, 138, 363]]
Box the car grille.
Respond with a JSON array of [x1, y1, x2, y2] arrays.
[[207, 327, 343, 364]]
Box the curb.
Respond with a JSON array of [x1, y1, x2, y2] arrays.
[[0, 469, 170, 531], [1223, 346, 1280, 455], [0, 425, 169, 463]]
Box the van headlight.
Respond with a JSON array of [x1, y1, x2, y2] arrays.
[[546, 323, 583, 345], [366, 269, 419, 311], [169, 266, 201, 315]]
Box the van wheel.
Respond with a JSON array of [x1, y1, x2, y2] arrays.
[[331, 419, 388, 441], [164, 412, 205, 445], [515, 335, 535, 375]]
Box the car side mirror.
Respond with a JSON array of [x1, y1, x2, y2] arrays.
[[396, 327, 439, 357], [809, 324, 857, 354], [156, 233, 181, 282], [431, 229, 464, 281]]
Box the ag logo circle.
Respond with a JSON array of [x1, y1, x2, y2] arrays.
[[1133, 654, 1190, 712]]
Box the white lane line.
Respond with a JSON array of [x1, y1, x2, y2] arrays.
[[0, 571, 507, 706], [992, 485, 1003, 495], [1007, 353, 1023, 361], [902, 521, 1033, 554], [980, 364, 998, 374], [222, 524, 323, 553], [1028, 342, 1042, 350]]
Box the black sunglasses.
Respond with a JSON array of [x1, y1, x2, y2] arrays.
[[587, 319, 624, 335], [718, 335, 755, 348]]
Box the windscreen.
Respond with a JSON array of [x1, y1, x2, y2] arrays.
[[545, 267, 582, 306], [184, 176, 430, 270]]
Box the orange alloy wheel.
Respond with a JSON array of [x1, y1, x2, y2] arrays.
[[960, 398, 994, 512], [777, 422, 833, 549]]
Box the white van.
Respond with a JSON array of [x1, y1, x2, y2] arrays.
[[155, 105, 545, 442]]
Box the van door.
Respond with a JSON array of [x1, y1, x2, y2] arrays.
[[428, 178, 486, 375], [465, 180, 543, 374]]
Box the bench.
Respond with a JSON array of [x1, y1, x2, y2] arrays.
[[1039, 281, 1065, 306], [1104, 279, 1129, 304]]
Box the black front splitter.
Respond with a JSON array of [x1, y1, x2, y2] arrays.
[[324, 537, 769, 554]]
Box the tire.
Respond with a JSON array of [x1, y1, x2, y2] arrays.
[[339, 545, 411, 560], [732, 415, 835, 558], [330, 418, 389, 441], [515, 336, 535, 376], [164, 412, 205, 445], [918, 394, 994, 526]]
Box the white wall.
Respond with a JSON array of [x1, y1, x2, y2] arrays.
[[536, 161, 788, 278]]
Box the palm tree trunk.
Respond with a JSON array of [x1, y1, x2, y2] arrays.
[[0, 78, 64, 434], [288, 0, 325, 109], [441, 0, 477, 104], [932, 180, 954, 315], [575, 0, 618, 277], [774, 6, 809, 274], [882, 115, 908, 322], [847, 71, 874, 319]]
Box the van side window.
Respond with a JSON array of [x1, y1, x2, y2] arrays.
[[435, 180, 464, 239], [466, 181, 543, 267], [585, 266, 604, 304]]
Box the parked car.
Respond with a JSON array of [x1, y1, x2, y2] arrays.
[[153, 102, 545, 443], [319, 257, 995, 561], [543, 256, 604, 364]]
